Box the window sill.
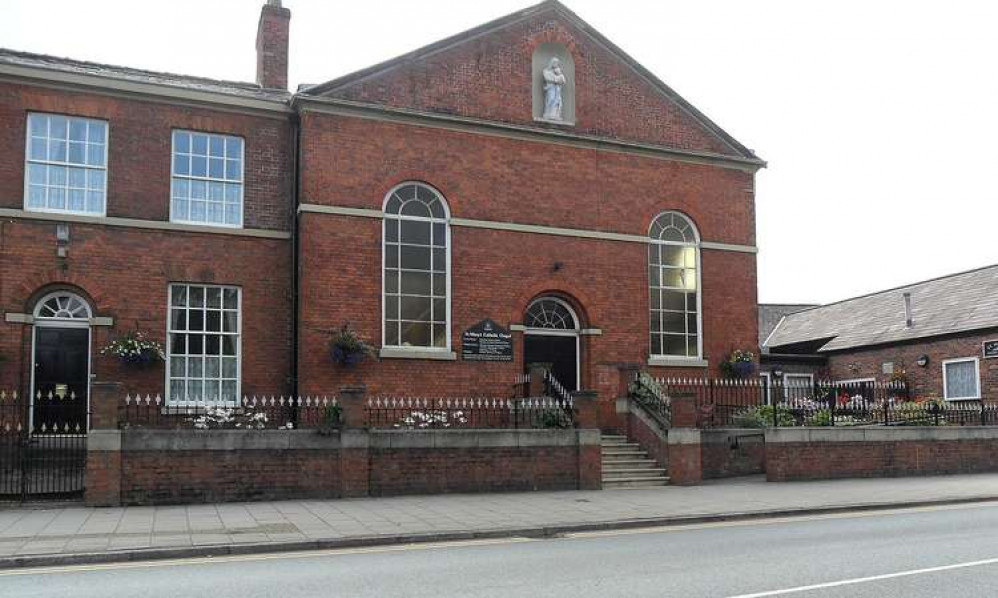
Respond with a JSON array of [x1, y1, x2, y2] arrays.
[[379, 347, 457, 361], [944, 396, 981, 402], [648, 357, 709, 368]]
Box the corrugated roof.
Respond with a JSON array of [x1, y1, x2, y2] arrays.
[[0, 48, 290, 102], [758, 304, 817, 350], [765, 264, 998, 352]]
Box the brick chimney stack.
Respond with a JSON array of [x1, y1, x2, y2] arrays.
[[255, 0, 290, 89]]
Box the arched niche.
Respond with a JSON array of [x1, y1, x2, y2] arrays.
[[532, 43, 575, 125]]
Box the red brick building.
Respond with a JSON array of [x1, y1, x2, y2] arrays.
[[0, 0, 764, 430]]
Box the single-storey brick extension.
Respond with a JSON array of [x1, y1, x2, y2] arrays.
[[762, 264, 998, 403], [0, 0, 764, 433]]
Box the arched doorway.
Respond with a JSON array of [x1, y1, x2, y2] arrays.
[[31, 291, 92, 431], [523, 297, 580, 392]]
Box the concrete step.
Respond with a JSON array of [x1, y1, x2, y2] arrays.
[[603, 469, 665, 480], [602, 449, 648, 458], [602, 477, 670, 489], [601, 435, 627, 440], [601, 459, 660, 469]]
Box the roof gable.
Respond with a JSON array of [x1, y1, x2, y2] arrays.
[[303, 1, 760, 162]]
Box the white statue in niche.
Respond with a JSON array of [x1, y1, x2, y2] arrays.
[[542, 57, 567, 121]]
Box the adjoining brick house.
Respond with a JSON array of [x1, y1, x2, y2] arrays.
[[0, 3, 296, 425], [763, 265, 998, 403], [0, 0, 764, 431]]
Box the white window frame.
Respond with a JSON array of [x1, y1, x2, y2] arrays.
[[759, 372, 772, 405], [942, 357, 981, 401], [165, 283, 242, 406], [381, 182, 452, 354], [169, 129, 245, 229], [23, 112, 109, 217], [647, 211, 703, 361]]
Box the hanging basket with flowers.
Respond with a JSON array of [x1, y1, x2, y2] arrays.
[[330, 324, 377, 367], [720, 349, 756, 378], [101, 331, 166, 366]]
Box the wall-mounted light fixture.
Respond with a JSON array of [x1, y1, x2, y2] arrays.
[[916, 355, 929, 367]]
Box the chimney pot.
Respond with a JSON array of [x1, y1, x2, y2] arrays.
[[256, 1, 291, 89]]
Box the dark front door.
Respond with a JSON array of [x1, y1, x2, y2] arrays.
[[33, 327, 89, 433], [524, 334, 578, 392]]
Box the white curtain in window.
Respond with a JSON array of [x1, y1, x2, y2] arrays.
[[945, 360, 979, 399]]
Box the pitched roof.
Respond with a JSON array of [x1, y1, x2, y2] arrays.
[[300, 0, 761, 163], [0, 48, 290, 103], [765, 264, 998, 353], [758, 304, 817, 350]]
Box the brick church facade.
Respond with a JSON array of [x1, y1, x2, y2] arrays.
[[0, 1, 763, 429]]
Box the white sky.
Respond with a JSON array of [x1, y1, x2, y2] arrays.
[[3, 0, 996, 305]]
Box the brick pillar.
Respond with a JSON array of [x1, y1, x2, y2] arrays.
[[618, 364, 641, 399], [576, 429, 602, 490], [573, 389, 600, 429], [338, 385, 367, 429], [528, 363, 551, 397], [670, 392, 698, 428], [667, 428, 702, 486], [337, 385, 370, 497], [85, 381, 122, 506]]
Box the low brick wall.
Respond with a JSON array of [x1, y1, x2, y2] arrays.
[[87, 428, 601, 506], [667, 428, 764, 485], [766, 427, 998, 481], [369, 430, 594, 496], [701, 429, 765, 479]]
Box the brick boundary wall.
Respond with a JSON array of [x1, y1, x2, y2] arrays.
[[700, 429, 765, 479], [765, 427, 998, 482], [86, 428, 601, 506], [667, 428, 765, 485]]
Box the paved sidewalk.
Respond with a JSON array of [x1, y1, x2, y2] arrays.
[[3, 473, 998, 567]]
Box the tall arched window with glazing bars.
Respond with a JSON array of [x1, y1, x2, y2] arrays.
[[648, 212, 701, 359], [383, 182, 451, 350]]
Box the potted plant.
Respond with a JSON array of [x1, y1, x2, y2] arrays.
[[101, 330, 166, 365], [720, 349, 755, 378], [329, 324, 376, 367]]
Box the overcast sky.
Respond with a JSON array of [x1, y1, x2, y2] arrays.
[[3, 0, 996, 305]]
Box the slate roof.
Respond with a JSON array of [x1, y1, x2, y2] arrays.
[[765, 264, 998, 353], [758, 304, 817, 350], [0, 48, 290, 102]]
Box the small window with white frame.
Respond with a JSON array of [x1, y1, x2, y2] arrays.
[[171, 130, 244, 227], [167, 283, 240, 404], [943, 357, 980, 400], [25, 113, 108, 216]]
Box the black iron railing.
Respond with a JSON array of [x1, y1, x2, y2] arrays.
[[365, 396, 576, 429]]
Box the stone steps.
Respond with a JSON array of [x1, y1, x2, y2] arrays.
[[601, 433, 669, 489]]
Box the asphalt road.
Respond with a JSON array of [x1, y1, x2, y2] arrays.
[[4, 501, 998, 597]]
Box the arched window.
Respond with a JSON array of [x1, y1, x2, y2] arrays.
[[524, 298, 578, 331], [34, 291, 92, 321], [383, 182, 450, 350], [648, 212, 700, 359]]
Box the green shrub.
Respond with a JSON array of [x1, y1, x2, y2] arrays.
[[540, 408, 573, 429], [732, 404, 795, 428]]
